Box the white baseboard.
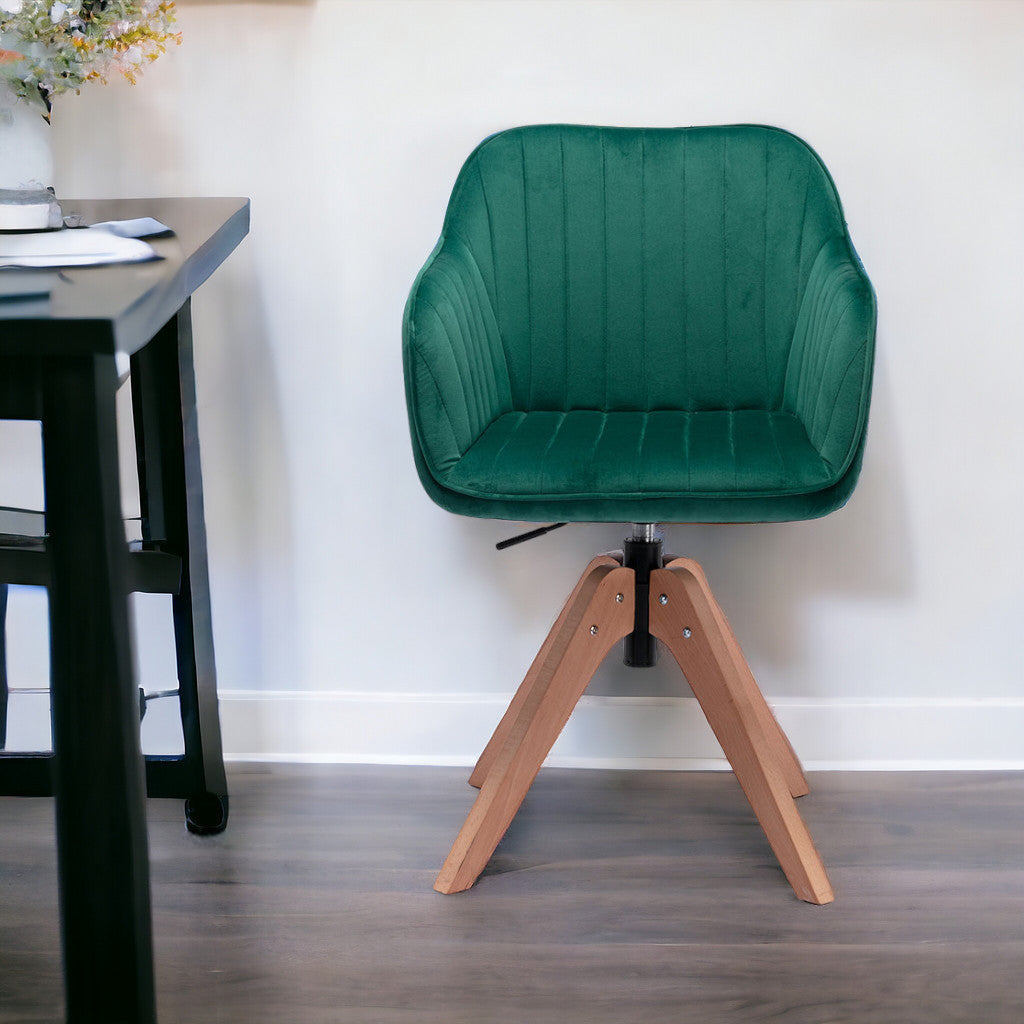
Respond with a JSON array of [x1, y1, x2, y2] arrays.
[[217, 690, 1024, 771]]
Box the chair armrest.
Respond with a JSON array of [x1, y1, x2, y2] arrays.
[[783, 236, 877, 476], [403, 238, 512, 480]]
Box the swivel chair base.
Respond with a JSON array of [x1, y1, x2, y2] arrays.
[[435, 540, 833, 905]]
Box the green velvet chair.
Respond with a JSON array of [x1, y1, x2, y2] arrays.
[[403, 124, 876, 903]]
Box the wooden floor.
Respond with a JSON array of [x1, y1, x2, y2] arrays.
[[2, 765, 1024, 1023]]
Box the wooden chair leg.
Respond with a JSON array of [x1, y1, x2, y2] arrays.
[[663, 557, 808, 798], [469, 554, 622, 789], [435, 565, 635, 894], [649, 561, 833, 905]]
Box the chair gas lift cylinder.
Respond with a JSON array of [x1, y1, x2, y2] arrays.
[[403, 125, 877, 904]]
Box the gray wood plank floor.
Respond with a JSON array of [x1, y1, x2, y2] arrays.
[[3, 766, 1024, 1023]]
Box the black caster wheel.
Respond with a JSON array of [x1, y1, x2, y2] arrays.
[[184, 793, 229, 835]]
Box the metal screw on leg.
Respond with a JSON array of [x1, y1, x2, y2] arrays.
[[615, 593, 624, 603], [658, 594, 668, 605], [682, 628, 692, 639], [590, 625, 599, 636]]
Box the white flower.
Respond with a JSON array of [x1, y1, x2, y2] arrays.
[[1, 0, 180, 101]]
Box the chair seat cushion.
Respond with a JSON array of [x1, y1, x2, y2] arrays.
[[443, 410, 834, 501]]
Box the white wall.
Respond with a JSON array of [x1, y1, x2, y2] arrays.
[[5, 0, 1024, 767]]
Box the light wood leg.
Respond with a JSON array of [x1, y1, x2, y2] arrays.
[[469, 554, 622, 789], [649, 561, 833, 905], [663, 556, 808, 798], [436, 565, 635, 894]]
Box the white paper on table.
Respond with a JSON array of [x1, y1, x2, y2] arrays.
[[86, 217, 173, 239], [0, 227, 159, 269]]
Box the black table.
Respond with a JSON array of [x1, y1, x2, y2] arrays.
[[0, 197, 249, 1022]]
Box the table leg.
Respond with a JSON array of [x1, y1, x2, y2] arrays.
[[42, 352, 157, 1024], [1, 582, 8, 750], [130, 301, 228, 831]]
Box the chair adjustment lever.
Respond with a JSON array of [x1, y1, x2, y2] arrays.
[[495, 523, 567, 551]]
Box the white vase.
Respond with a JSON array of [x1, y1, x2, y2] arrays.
[[0, 81, 61, 230]]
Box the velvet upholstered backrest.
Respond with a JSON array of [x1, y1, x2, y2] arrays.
[[441, 124, 847, 415], [405, 124, 875, 524]]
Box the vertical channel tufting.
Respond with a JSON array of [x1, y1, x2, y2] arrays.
[[415, 306, 470, 451], [562, 128, 606, 409], [797, 257, 825, 415], [602, 129, 645, 411], [412, 349, 461, 471], [727, 410, 737, 491], [448, 253, 496, 433], [472, 133, 531, 409], [467, 247, 508, 428], [520, 134, 534, 412], [784, 236, 873, 472], [475, 161, 499, 328], [522, 129, 570, 410], [444, 125, 851, 425], [590, 412, 608, 480], [816, 341, 869, 467], [722, 134, 731, 410], [539, 411, 568, 492], [467, 161, 503, 398], [808, 284, 857, 443], [565, 132, 573, 411], [451, 261, 491, 424], [443, 126, 849, 425], [600, 131, 609, 413], [485, 412, 527, 495], [808, 254, 847, 421], [762, 132, 770, 406], [434, 260, 484, 436], [634, 412, 649, 492], [765, 411, 788, 488], [811, 271, 846, 426], [682, 410, 692, 492], [405, 228, 517, 483], [640, 130, 649, 411], [428, 292, 476, 443], [681, 130, 690, 412], [796, 149, 812, 293]]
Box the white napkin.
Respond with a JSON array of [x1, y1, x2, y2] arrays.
[[86, 217, 173, 239], [0, 227, 158, 269]]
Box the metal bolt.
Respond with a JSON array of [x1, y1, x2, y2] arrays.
[[658, 594, 668, 605], [682, 628, 692, 639], [590, 625, 599, 636], [615, 593, 624, 603]]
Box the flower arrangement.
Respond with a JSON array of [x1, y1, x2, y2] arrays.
[[0, 0, 180, 116]]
